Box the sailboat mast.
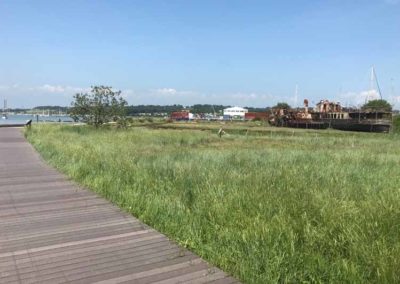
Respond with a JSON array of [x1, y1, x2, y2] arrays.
[[2, 99, 7, 119], [370, 66, 375, 92], [369, 66, 383, 100], [390, 78, 395, 99], [374, 69, 383, 100], [211, 105, 216, 118]]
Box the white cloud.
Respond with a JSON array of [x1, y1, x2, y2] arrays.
[[123, 88, 199, 105], [0, 84, 20, 90], [28, 84, 90, 95], [39, 84, 66, 93], [334, 89, 398, 108], [118, 88, 282, 107], [228, 92, 277, 106], [391, 96, 400, 103], [6, 84, 379, 110], [0, 84, 91, 108], [152, 88, 197, 97], [120, 89, 134, 99], [155, 88, 178, 95]]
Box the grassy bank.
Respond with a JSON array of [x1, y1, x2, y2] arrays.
[[25, 124, 400, 283]]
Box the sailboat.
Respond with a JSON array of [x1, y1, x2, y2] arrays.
[[1, 99, 7, 119]]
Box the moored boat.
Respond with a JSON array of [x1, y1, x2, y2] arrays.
[[269, 99, 392, 133], [315, 101, 392, 133]]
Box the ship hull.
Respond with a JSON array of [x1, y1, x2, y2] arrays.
[[329, 120, 391, 133], [286, 120, 328, 129]]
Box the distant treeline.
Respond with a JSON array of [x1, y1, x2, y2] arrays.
[[9, 104, 269, 115], [125, 104, 268, 116], [126, 105, 185, 115], [7, 108, 30, 113], [33, 106, 70, 112], [7, 106, 69, 113]]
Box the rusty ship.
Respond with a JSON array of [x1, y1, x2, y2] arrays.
[[268, 99, 392, 133], [314, 100, 392, 133]]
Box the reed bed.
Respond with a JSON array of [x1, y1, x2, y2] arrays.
[[26, 124, 400, 283]]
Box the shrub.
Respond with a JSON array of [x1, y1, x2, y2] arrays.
[[70, 86, 127, 127]]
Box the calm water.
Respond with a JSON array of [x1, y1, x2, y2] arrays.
[[0, 114, 73, 125]]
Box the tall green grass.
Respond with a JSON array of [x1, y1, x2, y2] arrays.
[[25, 125, 400, 283]]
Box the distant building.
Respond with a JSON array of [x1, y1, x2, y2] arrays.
[[223, 106, 248, 119], [245, 112, 268, 121], [170, 111, 194, 121]]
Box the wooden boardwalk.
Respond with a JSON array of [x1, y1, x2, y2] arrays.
[[0, 128, 238, 284]]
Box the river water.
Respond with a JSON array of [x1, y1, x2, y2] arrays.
[[0, 114, 73, 125]]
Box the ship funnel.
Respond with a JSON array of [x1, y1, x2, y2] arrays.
[[304, 99, 309, 114]]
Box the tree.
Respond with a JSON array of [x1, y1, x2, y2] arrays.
[[362, 99, 392, 112], [70, 86, 127, 127], [273, 102, 291, 109]]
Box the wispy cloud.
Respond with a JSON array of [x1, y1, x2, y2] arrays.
[[152, 88, 197, 97], [36, 84, 90, 94], [384, 0, 399, 5], [38, 84, 66, 93], [155, 88, 178, 95], [228, 92, 278, 106], [1, 84, 90, 95], [5, 84, 377, 109], [0, 84, 91, 108], [335, 89, 391, 108], [1, 83, 292, 108]]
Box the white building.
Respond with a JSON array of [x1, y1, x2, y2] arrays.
[[223, 106, 248, 119]]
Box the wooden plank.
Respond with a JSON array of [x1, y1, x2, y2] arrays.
[[0, 230, 152, 257], [0, 236, 167, 272], [0, 225, 146, 254], [37, 255, 199, 284], [0, 219, 140, 243], [10, 249, 186, 283], [2, 245, 183, 280], [91, 258, 204, 284], [0, 231, 163, 265], [113, 263, 210, 284]]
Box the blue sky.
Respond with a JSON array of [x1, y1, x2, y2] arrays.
[[0, 0, 399, 108]]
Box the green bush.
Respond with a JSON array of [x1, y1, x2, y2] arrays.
[[393, 115, 400, 133]]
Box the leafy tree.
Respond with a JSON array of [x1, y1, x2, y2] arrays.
[[70, 86, 127, 127], [246, 106, 269, 113], [125, 104, 184, 116], [362, 99, 392, 111], [273, 102, 291, 109]]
